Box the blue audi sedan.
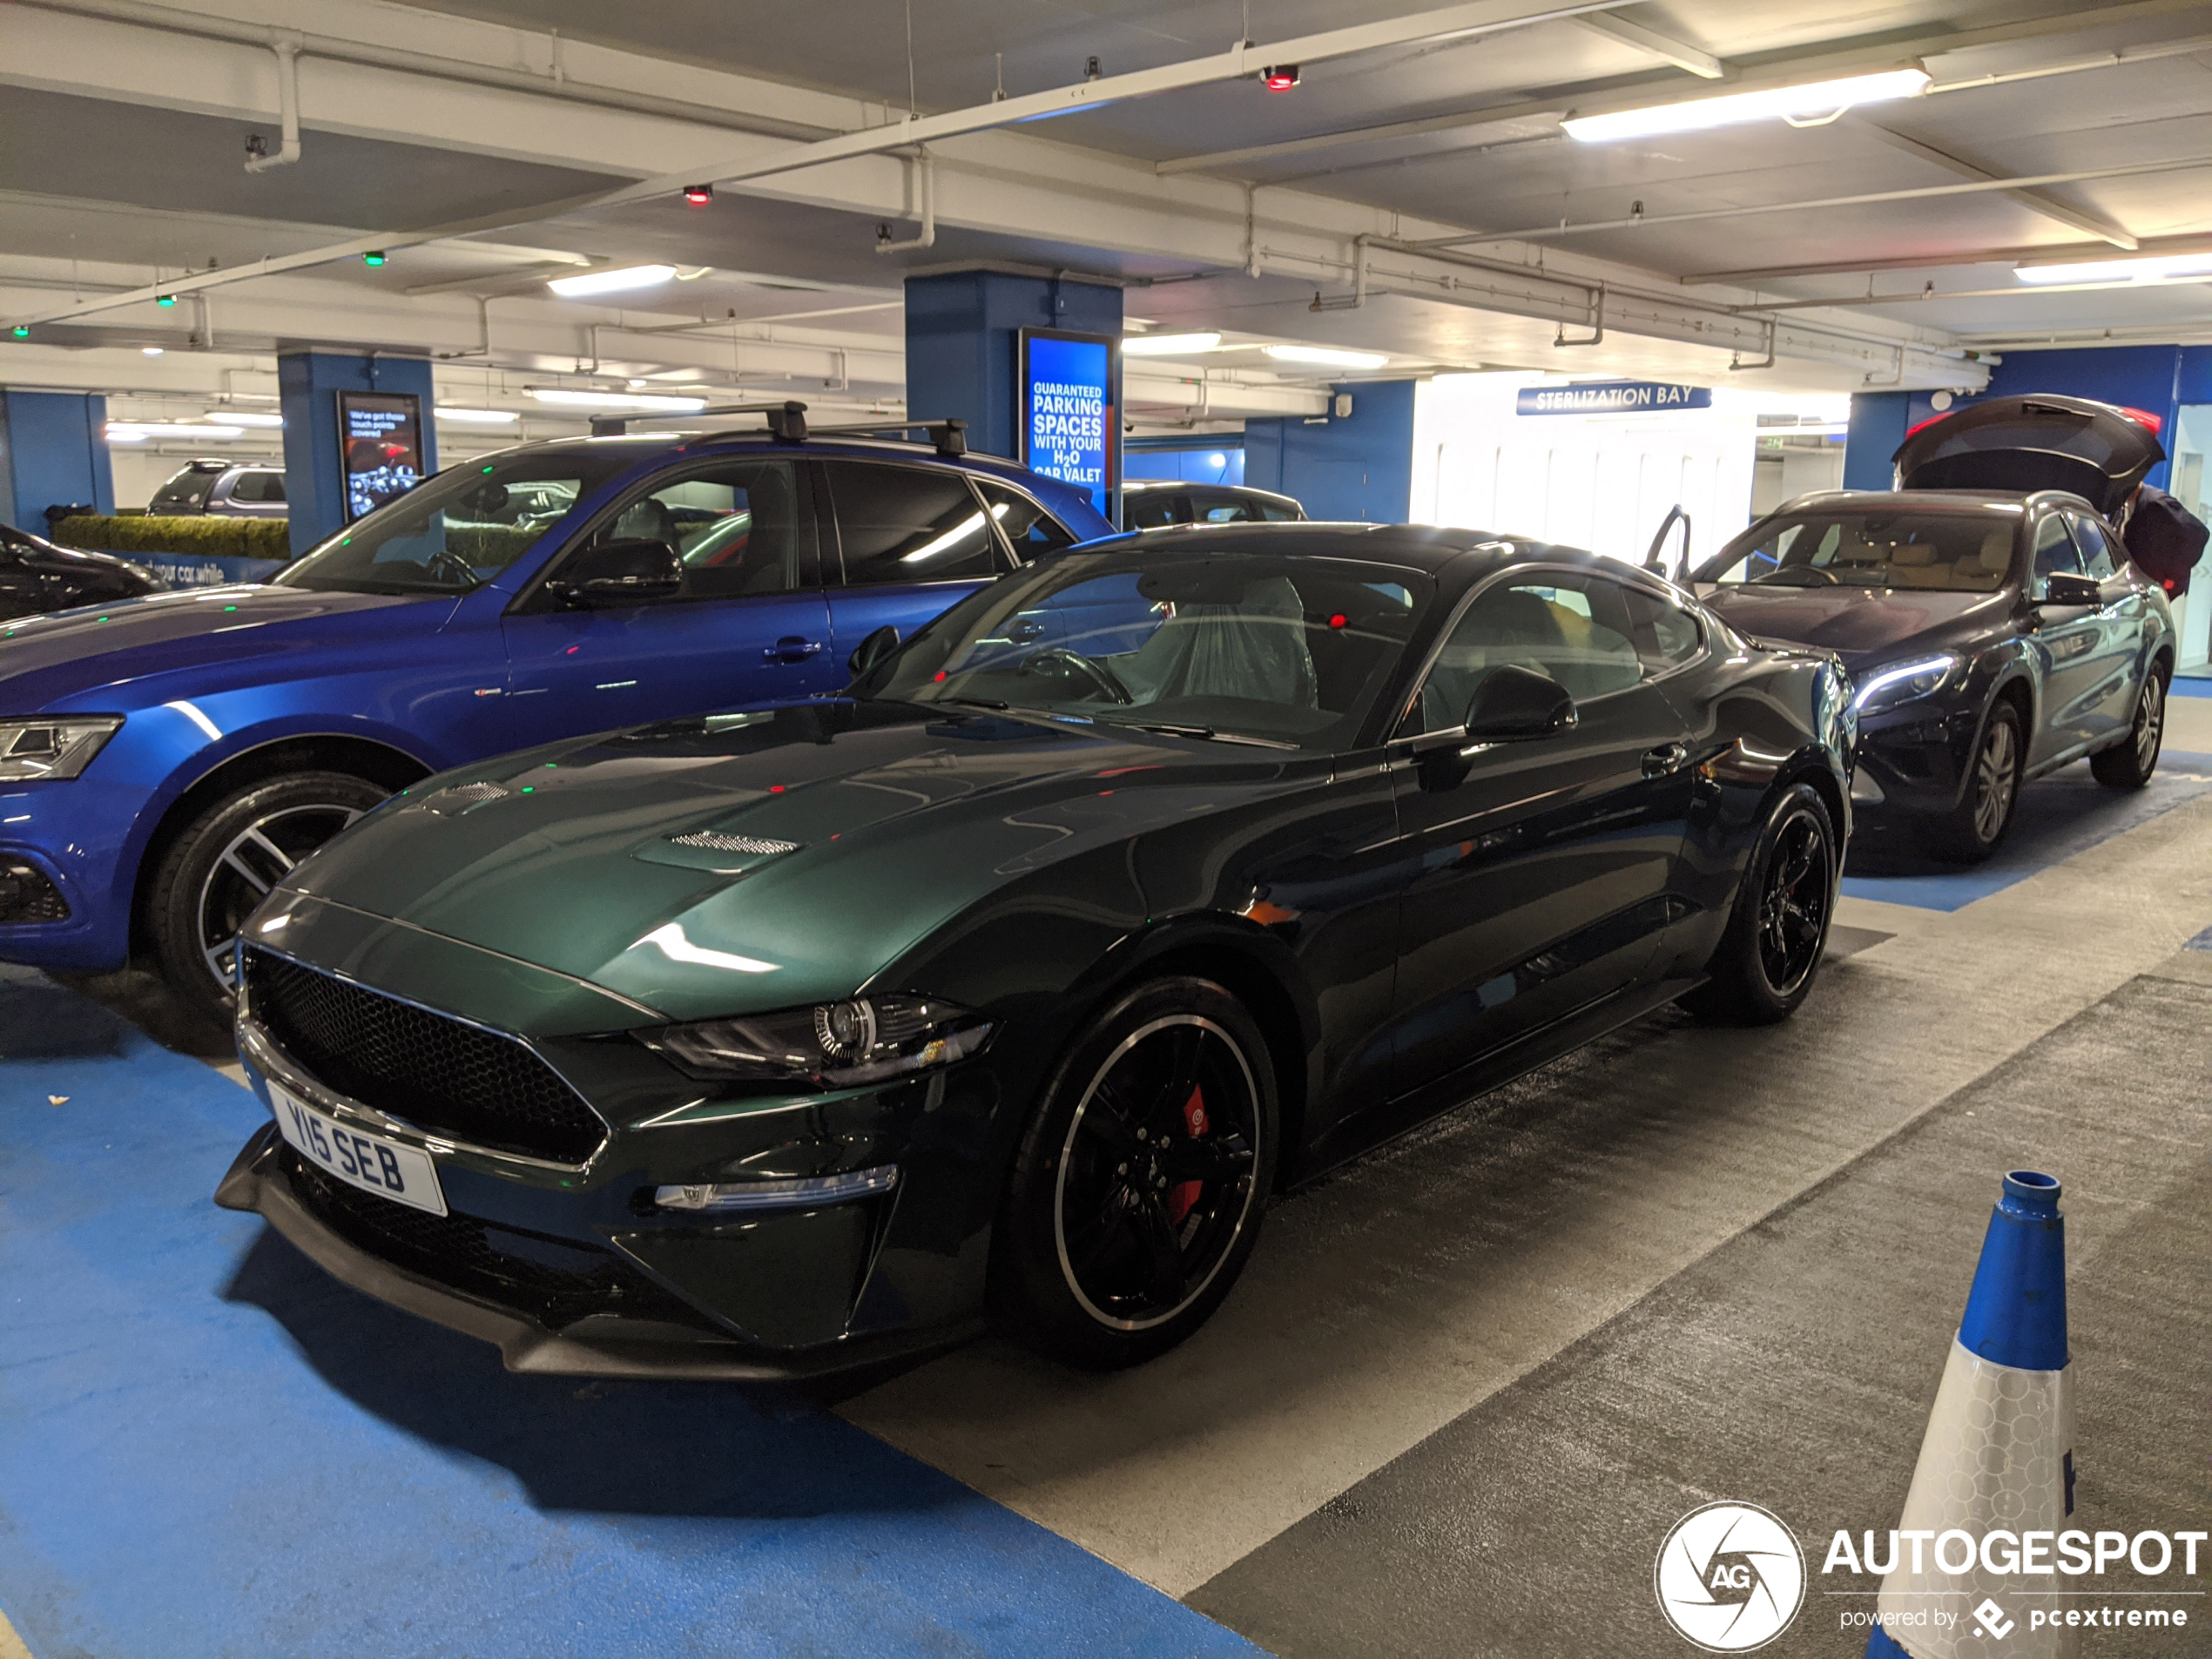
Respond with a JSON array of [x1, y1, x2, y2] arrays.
[[0, 420, 1111, 1016]]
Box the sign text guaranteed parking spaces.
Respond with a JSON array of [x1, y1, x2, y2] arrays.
[[1516, 381, 1713, 415]]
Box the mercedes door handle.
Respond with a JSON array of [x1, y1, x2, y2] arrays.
[[1642, 743, 1690, 777], [763, 636, 826, 664]]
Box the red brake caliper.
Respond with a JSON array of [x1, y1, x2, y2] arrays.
[[1167, 1084, 1207, 1224]]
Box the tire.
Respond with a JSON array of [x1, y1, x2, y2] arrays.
[[992, 975, 1279, 1369], [2090, 663, 2167, 789], [1683, 782, 1838, 1027], [1931, 699, 2023, 863], [146, 771, 389, 1023]]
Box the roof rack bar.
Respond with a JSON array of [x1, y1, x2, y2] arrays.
[[805, 416, 968, 457], [590, 400, 809, 440]]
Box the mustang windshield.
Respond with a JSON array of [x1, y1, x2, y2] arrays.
[[276, 451, 633, 595], [856, 550, 1433, 751], [1698, 509, 2020, 594]]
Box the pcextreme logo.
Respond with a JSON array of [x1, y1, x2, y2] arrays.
[[1655, 1501, 1808, 1652]]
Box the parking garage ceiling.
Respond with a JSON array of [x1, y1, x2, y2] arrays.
[[3, 0, 2210, 434]]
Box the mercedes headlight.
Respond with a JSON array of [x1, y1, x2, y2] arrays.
[[1850, 654, 1960, 717], [0, 717, 124, 780], [640, 994, 994, 1087]]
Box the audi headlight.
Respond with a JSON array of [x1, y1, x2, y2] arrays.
[[640, 994, 994, 1087], [0, 717, 124, 780], [1850, 654, 1960, 717]]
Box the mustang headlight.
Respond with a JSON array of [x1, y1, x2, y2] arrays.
[[0, 717, 124, 780], [641, 994, 994, 1087], [1850, 653, 1961, 717]]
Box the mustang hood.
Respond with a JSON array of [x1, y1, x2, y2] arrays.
[[267, 699, 1313, 1024], [0, 583, 455, 708], [1698, 584, 2012, 671]]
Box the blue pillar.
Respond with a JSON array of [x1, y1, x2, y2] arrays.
[[277, 350, 438, 556], [1843, 392, 1912, 491], [0, 390, 114, 531], [903, 271, 1122, 462], [1244, 381, 1416, 522]]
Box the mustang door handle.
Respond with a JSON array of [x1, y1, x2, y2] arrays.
[[763, 636, 826, 664], [1642, 743, 1691, 776]]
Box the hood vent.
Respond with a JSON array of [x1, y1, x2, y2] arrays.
[[665, 831, 801, 855], [412, 780, 510, 816]]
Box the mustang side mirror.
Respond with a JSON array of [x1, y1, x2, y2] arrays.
[[1464, 664, 1579, 740], [549, 538, 683, 606], [847, 624, 900, 676], [2038, 572, 2101, 608]]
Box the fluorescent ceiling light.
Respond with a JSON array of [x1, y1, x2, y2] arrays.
[[435, 407, 521, 425], [141, 347, 164, 356], [547, 263, 678, 298], [1123, 332, 1224, 356], [1563, 68, 1930, 143], [107, 422, 246, 440], [1264, 343, 1389, 369], [204, 409, 284, 427], [527, 388, 708, 412], [2014, 251, 2212, 285]]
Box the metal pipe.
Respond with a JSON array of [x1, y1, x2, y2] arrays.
[[874, 151, 936, 253], [9, 0, 1642, 328], [1419, 155, 2212, 248], [241, 38, 300, 173]]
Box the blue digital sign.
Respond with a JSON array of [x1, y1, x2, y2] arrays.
[[1021, 329, 1117, 517], [1516, 381, 1713, 415]]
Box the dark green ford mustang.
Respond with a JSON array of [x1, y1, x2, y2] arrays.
[[216, 526, 1851, 1374]]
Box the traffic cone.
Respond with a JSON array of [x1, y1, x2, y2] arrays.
[[1865, 1170, 2074, 1658]]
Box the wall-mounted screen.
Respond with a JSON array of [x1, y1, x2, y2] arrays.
[[1019, 328, 1118, 520], [336, 390, 425, 521]]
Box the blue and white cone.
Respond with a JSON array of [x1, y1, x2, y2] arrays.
[[1865, 1170, 2074, 1659]]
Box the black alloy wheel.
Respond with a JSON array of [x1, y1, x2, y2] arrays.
[[995, 976, 1278, 1367], [147, 771, 390, 1023], [1685, 781, 1837, 1026], [2091, 664, 2167, 789]]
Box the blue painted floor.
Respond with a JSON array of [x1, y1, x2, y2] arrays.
[[0, 971, 1258, 1659], [1840, 751, 2212, 911], [2171, 673, 2212, 697]]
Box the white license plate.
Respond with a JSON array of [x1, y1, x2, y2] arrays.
[[270, 1082, 447, 1217]]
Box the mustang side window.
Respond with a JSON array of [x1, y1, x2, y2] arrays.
[[2031, 514, 2082, 599], [1409, 574, 1644, 734], [1620, 584, 1703, 672]]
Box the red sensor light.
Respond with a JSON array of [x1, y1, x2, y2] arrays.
[[683, 185, 713, 206], [1262, 64, 1300, 91]]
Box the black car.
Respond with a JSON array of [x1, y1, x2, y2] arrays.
[[1693, 395, 2175, 860], [1123, 480, 1305, 529], [0, 525, 161, 619], [217, 527, 1850, 1376]]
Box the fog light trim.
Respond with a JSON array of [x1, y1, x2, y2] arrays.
[[654, 1164, 899, 1213]]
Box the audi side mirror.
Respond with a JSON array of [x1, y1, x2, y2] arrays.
[[1463, 664, 1579, 740], [549, 538, 683, 606], [2038, 572, 2101, 608], [847, 624, 900, 676]]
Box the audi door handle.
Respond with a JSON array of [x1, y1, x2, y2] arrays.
[[763, 636, 826, 664], [1642, 743, 1690, 776]]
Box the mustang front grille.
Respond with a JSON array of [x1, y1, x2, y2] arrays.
[[246, 949, 606, 1165]]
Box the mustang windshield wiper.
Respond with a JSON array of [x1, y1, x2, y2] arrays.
[[1119, 720, 1300, 750]]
